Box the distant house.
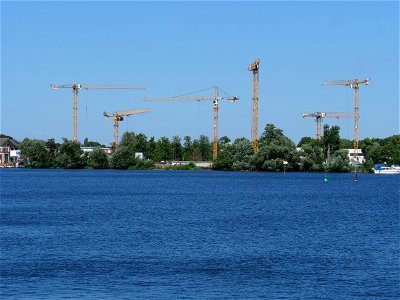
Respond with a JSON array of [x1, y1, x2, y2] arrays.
[[0, 135, 20, 166], [171, 161, 213, 168], [296, 146, 365, 165], [347, 149, 365, 165], [135, 152, 144, 159], [80, 147, 113, 155]]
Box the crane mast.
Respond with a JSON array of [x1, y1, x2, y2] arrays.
[[248, 58, 260, 153], [322, 78, 369, 162], [144, 86, 238, 161], [103, 108, 150, 147], [302, 112, 353, 140], [213, 87, 219, 161], [50, 83, 145, 142]]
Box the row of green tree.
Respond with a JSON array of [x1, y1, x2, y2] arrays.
[[19, 133, 214, 170], [18, 123, 400, 171], [215, 124, 399, 172]]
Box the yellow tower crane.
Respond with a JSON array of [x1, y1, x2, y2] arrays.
[[50, 83, 145, 142], [322, 78, 369, 162], [302, 112, 353, 140], [103, 108, 150, 148], [248, 58, 260, 153], [144, 86, 239, 161]]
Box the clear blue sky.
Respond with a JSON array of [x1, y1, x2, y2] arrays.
[[2, 1, 399, 146]]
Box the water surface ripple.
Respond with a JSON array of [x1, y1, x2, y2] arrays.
[[1, 169, 399, 299]]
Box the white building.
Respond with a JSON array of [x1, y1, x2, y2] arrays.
[[80, 147, 113, 155], [135, 152, 144, 159], [171, 161, 213, 168], [347, 149, 365, 165]]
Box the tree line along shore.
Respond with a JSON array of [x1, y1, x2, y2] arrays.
[[14, 123, 400, 172]]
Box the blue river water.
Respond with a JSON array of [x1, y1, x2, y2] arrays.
[[1, 169, 399, 299]]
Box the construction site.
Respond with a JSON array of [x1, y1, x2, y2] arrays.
[[47, 58, 370, 167]]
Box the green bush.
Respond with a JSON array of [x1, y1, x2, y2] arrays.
[[87, 147, 109, 169], [110, 146, 132, 169], [55, 139, 84, 169]]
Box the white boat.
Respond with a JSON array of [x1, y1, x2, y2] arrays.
[[373, 164, 400, 174]]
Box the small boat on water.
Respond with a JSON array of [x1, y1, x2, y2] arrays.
[[373, 164, 400, 174]]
